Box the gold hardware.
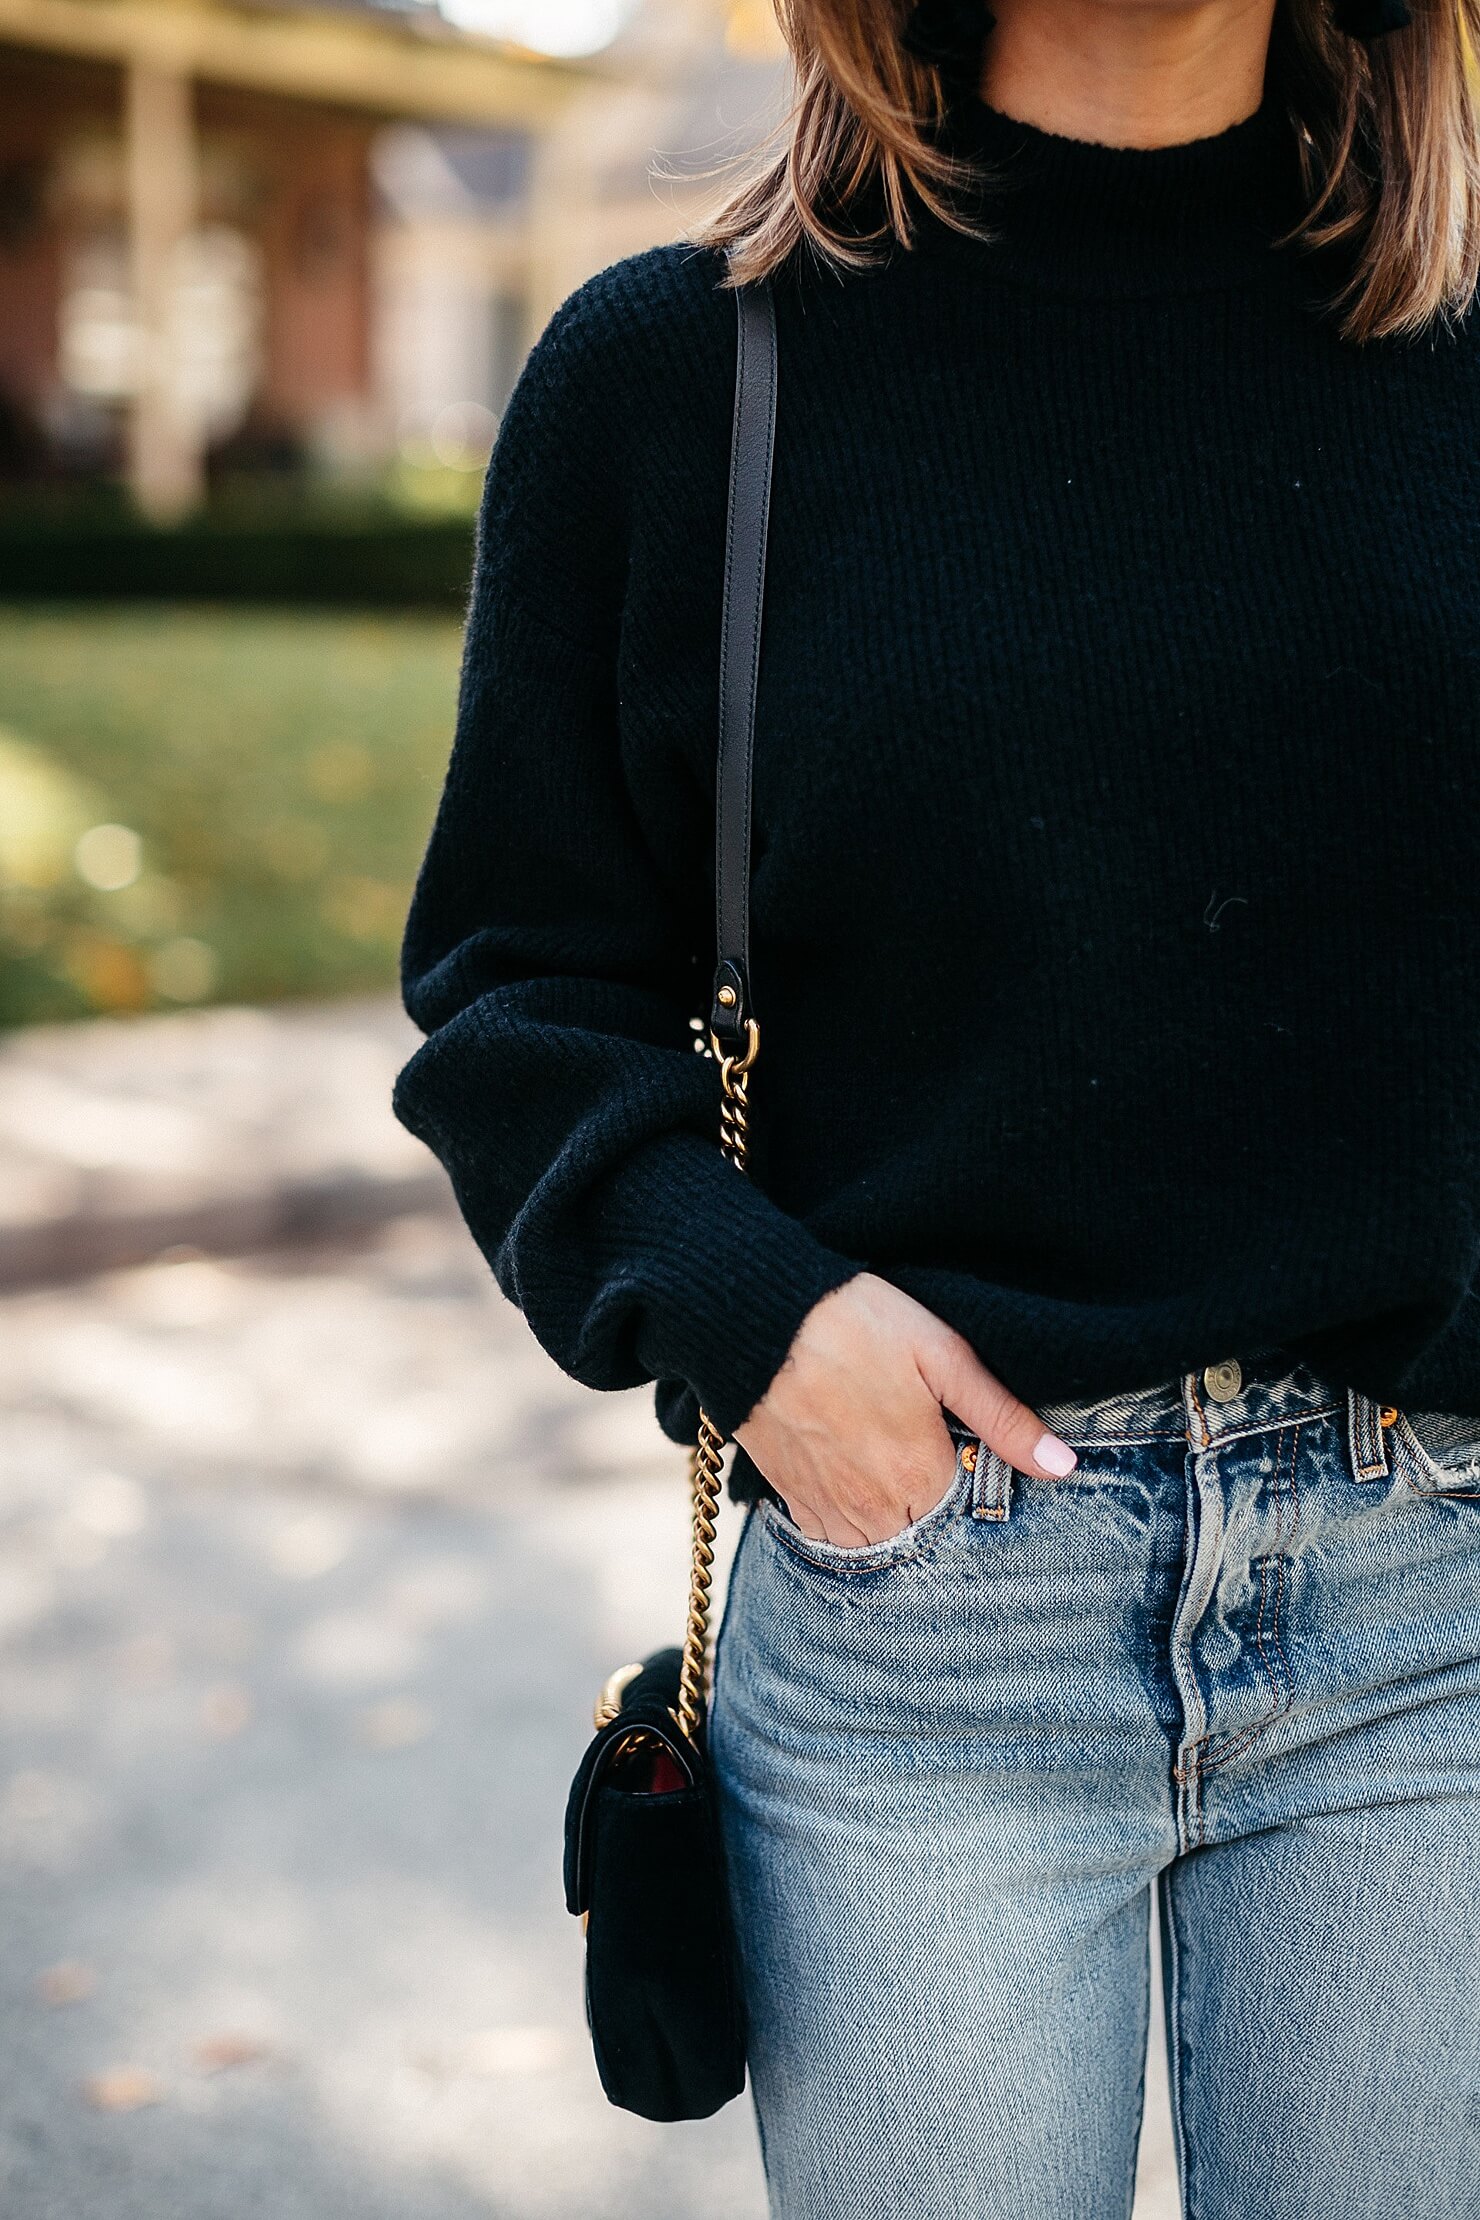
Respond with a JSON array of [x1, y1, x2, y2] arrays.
[[594, 1660, 672, 1776], [716, 984, 737, 1008], [1203, 1359, 1243, 1404], [960, 1444, 978, 1474], [677, 1014, 760, 1747], [709, 1017, 760, 1080], [593, 1661, 643, 1729], [678, 1414, 726, 1744], [1379, 1405, 1399, 1428], [588, 1006, 759, 1756]]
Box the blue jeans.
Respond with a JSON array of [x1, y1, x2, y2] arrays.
[[710, 1360, 1480, 2219]]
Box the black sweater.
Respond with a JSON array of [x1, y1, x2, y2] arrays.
[[396, 93, 1480, 1485]]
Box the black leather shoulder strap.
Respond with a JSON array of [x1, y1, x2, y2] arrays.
[[709, 279, 778, 1050]]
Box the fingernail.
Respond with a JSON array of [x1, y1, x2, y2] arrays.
[[1033, 1433, 1077, 1477]]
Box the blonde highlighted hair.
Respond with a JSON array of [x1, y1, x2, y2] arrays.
[[699, 0, 1480, 339]]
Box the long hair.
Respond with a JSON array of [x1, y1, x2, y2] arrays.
[[698, 0, 1480, 339]]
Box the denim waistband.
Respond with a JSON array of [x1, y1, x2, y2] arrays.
[[1037, 1352, 1356, 1452]]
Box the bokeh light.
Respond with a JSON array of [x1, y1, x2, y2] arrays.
[[74, 823, 144, 892], [435, 0, 634, 55]]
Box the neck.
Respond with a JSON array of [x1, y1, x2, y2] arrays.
[[980, 0, 1277, 149], [930, 93, 1304, 295]]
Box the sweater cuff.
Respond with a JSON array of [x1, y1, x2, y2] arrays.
[[589, 1130, 865, 1438]]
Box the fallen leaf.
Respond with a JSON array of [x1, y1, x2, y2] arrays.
[[201, 1684, 252, 1739], [461, 2026, 565, 2076], [36, 1960, 95, 2007], [193, 2033, 272, 2074], [83, 2066, 163, 2112]]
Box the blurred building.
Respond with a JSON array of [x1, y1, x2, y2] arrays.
[[0, 0, 583, 518], [0, 0, 786, 518], [375, 0, 786, 477], [525, 0, 786, 323], [0, 0, 580, 520]]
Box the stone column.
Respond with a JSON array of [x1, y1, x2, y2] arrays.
[[124, 59, 202, 522]]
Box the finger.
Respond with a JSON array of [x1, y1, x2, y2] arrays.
[[892, 1439, 961, 1528], [814, 1439, 958, 1545], [781, 1493, 874, 1548], [920, 1337, 1077, 1479], [742, 1407, 931, 1547]]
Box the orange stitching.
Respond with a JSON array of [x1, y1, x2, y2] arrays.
[[967, 1445, 1012, 1519], [1172, 1733, 1207, 1786], [1197, 1401, 1339, 1452], [1173, 1736, 1206, 1844], [1352, 1391, 1389, 1482]]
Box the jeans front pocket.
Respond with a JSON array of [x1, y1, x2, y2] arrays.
[[1393, 1410, 1480, 1501], [757, 1435, 977, 1576]]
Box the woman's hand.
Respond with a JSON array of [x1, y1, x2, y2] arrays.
[[734, 1273, 1077, 1547]]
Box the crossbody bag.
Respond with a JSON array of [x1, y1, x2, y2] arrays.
[[562, 277, 779, 2123]]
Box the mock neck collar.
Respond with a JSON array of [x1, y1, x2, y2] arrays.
[[921, 92, 1307, 296]]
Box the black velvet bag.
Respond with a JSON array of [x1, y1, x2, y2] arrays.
[[563, 279, 778, 2123], [563, 1649, 747, 2119]]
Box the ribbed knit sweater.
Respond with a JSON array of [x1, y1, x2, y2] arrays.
[[395, 93, 1480, 1492]]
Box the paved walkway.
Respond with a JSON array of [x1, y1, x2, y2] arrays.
[[0, 998, 441, 1289], [0, 1213, 773, 2219], [0, 999, 1178, 2217]]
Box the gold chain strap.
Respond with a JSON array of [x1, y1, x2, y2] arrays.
[[675, 1017, 759, 1746]]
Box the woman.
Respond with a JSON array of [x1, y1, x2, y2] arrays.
[[396, 0, 1480, 2209]]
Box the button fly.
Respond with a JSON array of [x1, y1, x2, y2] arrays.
[[1203, 1359, 1243, 1404]]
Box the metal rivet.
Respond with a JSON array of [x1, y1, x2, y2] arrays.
[[1379, 1406, 1399, 1428], [717, 985, 737, 1008], [1203, 1359, 1243, 1404]]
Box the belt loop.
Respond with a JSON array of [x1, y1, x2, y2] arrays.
[[1183, 1372, 1212, 1450], [965, 1441, 1013, 1521], [1348, 1388, 1390, 1483]]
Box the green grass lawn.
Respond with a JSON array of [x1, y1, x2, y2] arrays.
[[0, 605, 464, 1028]]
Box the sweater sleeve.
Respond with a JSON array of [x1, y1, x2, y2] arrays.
[[393, 260, 862, 1440]]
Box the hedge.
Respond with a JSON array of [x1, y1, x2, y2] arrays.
[[0, 510, 476, 606]]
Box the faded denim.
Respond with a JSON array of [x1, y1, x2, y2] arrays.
[[710, 1359, 1480, 2219]]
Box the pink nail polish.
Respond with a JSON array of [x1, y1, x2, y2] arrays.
[[1034, 1433, 1077, 1477]]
